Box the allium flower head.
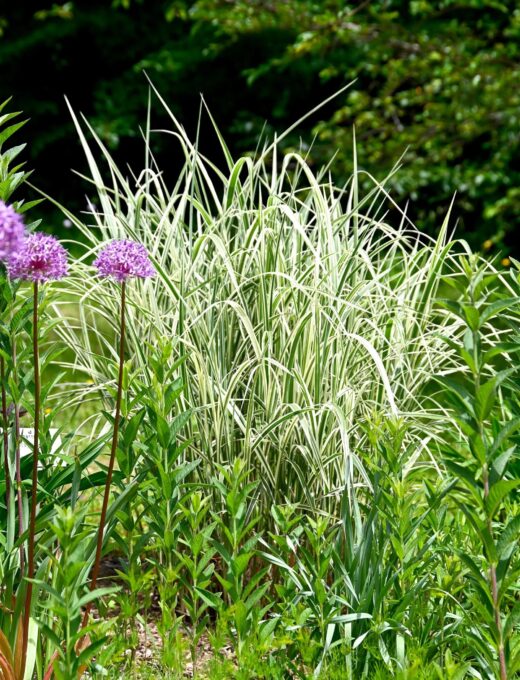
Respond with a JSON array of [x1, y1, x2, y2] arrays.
[[0, 200, 26, 262], [7, 232, 68, 282], [94, 239, 155, 282]]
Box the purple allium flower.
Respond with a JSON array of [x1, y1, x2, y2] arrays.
[[0, 200, 26, 262], [7, 232, 68, 282], [93, 239, 155, 282]]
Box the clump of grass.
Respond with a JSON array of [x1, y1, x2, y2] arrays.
[[49, 89, 465, 514]]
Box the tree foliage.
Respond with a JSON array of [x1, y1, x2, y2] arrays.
[[191, 0, 520, 251], [0, 1, 518, 251]]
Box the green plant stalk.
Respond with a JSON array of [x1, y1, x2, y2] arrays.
[[12, 337, 24, 574], [1, 355, 9, 512], [473, 324, 507, 680], [484, 465, 507, 680], [21, 280, 41, 680], [0, 325, 25, 572], [82, 279, 126, 626]]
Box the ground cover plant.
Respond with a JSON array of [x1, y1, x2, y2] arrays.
[[0, 92, 519, 679]]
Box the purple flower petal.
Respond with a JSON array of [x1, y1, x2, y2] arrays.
[[0, 200, 26, 262], [7, 232, 68, 282], [94, 239, 155, 282]]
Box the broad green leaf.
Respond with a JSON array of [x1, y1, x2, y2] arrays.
[[479, 298, 520, 327], [234, 600, 248, 639], [497, 514, 520, 559], [491, 418, 520, 456], [231, 552, 253, 578], [490, 446, 516, 484], [486, 480, 520, 517], [0, 120, 28, 146], [475, 369, 517, 421], [194, 587, 221, 610], [462, 304, 480, 330]]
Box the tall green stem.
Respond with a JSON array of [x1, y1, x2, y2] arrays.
[[12, 337, 24, 574], [82, 281, 126, 626], [471, 295, 507, 680], [21, 281, 40, 679], [482, 463, 507, 680], [1, 355, 9, 512]]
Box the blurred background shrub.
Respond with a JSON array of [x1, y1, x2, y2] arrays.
[[0, 0, 518, 253]]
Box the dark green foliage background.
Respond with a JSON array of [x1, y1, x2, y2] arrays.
[[0, 1, 518, 252]]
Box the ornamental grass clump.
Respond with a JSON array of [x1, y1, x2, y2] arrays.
[[6, 231, 69, 677], [51, 92, 466, 517], [83, 239, 154, 625]]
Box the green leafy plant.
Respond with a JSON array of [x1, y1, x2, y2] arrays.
[[439, 255, 520, 678], [261, 418, 462, 678], [0, 97, 33, 587], [177, 490, 217, 670], [210, 460, 270, 659], [35, 507, 116, 680], [0, 98, 51, 680], [138, 346, 197, 666]]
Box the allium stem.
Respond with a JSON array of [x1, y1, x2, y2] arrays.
[[83, 280, 126, 626], [21, 281, 40, 679], [1, 355, 9, 512]]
